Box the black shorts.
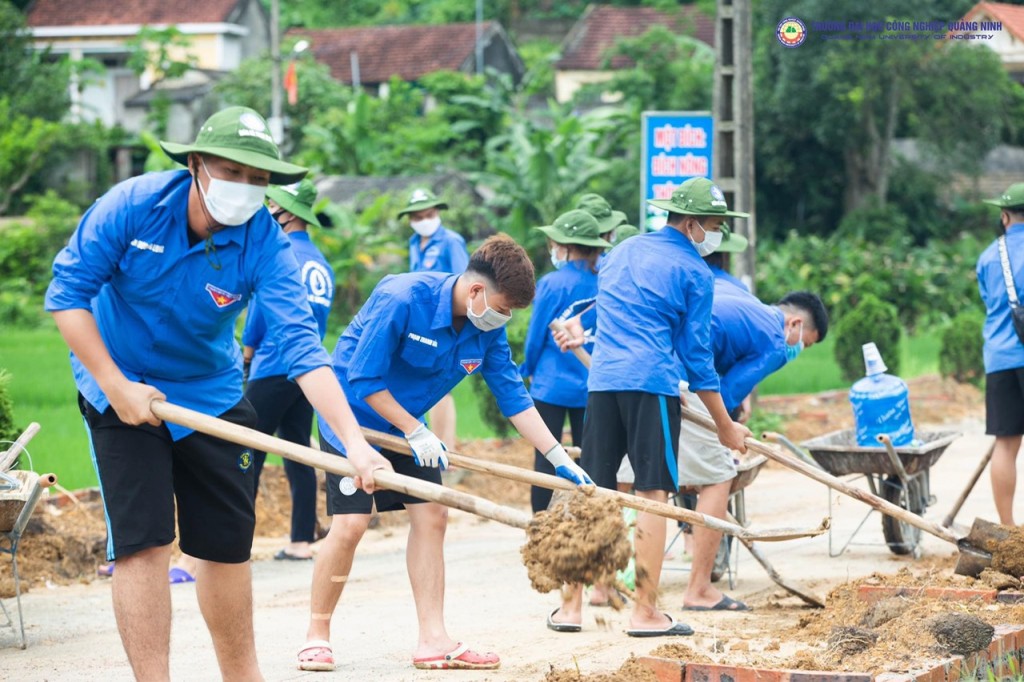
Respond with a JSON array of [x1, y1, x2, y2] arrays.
[[986, 368, 1024, 436], [322, 438, 442, 515], [80, 394, 258, 563], [581, 391, 680, 493]]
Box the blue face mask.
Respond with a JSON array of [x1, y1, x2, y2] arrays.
[[785, 320, 804, 363]]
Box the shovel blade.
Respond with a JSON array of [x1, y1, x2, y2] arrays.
[[953, 518, 1013, 577], [954, 541, 992, 578]]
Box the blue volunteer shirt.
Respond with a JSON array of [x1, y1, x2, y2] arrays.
[[408, 226, 469, 273], [317, 272, 533, 452], [977, 223, 1024, 373], [44, 170, 330, 440], [243, 231, 335, 380], [521, 261, 598, 408], [710, 286, 787, 412], [589, 227, 719, 396], [709, 264, 750, 293]]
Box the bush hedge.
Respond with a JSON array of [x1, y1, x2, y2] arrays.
[[939, 311, 985, 386], [833, 294, 903, 383]]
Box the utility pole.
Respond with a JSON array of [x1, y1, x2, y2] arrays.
[[268, 0, 284, 144], [713, 0, 756, 291], [475, 0, 484, 75]]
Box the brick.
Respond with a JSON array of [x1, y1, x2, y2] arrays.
[[922, 587, 997, 603], [636, 656, 685, 682], [855, 585, 998, 605], [856, 585, 922, 604], [685, 663, 785, 682], [788, 673, 871, 682], [995, 591, 1024, 604], [874, 674, 913, 682]]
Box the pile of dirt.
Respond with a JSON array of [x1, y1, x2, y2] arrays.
[[451, 438, 534, 508], [253, 465, 330, 540], [544, 655, 658, 682], [985, 525, 1024, 577], [521, 491, 630, 593]]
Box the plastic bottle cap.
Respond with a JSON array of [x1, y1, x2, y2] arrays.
[[862, 342, 888, 376]]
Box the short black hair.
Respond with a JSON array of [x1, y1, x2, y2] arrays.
[[666, 211, 685, 225], [703, 251, 726, 269], [778, 291, 829, 341]]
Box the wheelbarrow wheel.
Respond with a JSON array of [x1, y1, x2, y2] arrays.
[[880, 475, 924, 555]]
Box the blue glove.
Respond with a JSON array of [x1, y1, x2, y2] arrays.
[[544, 444, 593, 486], [405, 424, 449, 470]]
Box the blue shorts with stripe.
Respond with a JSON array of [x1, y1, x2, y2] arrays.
[[580, 391, 680, 493]]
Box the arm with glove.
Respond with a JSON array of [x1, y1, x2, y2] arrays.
[[364, 389, 449, 469], [509, 407, 592, 486]]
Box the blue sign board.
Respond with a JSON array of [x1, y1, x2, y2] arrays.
[[640, 111, 714, 231]]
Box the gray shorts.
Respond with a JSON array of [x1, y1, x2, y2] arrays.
[[677, 388, 737, 487]]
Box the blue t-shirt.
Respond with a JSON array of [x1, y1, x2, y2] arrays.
[[44, 170, 330, 440], [709, 264, 750, 293], [977, 223, 1024, 373], [522, 261, 598, 408], [408, 226, 469, 273], [588, 227, 719, 396], [243, 231, 335, 380], [317, 272, 533, 453]]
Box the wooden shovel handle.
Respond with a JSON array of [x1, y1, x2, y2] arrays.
[[150, 400, 531, 530], [359, 427, 826, 542], [681, 405, 959, 545]]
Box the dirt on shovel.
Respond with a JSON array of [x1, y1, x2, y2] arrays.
[[521, 491, 631, 594]]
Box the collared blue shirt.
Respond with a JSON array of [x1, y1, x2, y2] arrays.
[[317, 272, 533, 453], [243, 231, 335, 380], [710, 286, 787, 412], [589, 227, 719, 396], [44, 170, 330, 440], [522, 261, 598, 408], [977, 223, 1024, 373], [709, 264, 750, 293], [408, 225, 469, 273]]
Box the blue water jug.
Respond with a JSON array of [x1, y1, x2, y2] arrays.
[[849, 343, 915, 448]]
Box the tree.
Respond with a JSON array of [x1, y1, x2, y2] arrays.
[[0, 99, 61, 215], [0, 1, 70, 120]]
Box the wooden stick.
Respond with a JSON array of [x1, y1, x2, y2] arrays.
[[726, 513, 825, 608], [359, 426, 826, 542], [942, 439, 995, 528], [0, 422, 41, 473], [681, 405, 960, 546], [151, 401, 531, 530], [548, 320, 592, 368]]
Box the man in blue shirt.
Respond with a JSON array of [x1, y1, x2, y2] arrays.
[[550, 177, 752, 638], [243, 177, 335, 562], [44, 107, 389, 681], [704, 227, 750, 294], [400, 187, 469, 456], [979, 184, 1024, 525], [298, 235, 592, 672], [679, 289, 827, 613]]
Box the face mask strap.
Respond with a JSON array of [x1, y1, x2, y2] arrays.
[[204, 234, 223, 271]]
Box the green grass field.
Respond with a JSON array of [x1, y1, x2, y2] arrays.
[[1, 324, 942, 490]]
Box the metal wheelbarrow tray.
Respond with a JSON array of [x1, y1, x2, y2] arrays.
[[800, 429, 959, 477]]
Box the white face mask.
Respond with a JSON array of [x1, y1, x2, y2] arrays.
[[550, 245, 567, 269], [197, 158, 268, 226], [410, 216, 442, 237], [467, 288, 511, 332], [690, 220, 723, 257]]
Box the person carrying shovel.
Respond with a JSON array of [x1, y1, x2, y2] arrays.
[[548, 177, 752, 637], [298, 234, 593, 672], [44, 106, 390, 681]]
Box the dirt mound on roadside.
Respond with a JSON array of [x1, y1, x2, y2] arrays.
[[544, 655, 658, 682]]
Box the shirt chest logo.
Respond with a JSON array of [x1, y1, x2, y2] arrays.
[[205, 283, 242, 308], [460, 358, 482, 374]]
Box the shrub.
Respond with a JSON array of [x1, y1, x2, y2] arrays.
[[833, 294, 902, 382], [939, 312, 985, 386], [0, 369, 18, 445]]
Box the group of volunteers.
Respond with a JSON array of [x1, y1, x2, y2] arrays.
[[44, 105, 829, 678]]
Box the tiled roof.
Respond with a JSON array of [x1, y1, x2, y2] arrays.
[[962, 2, 1024, 42], [25, 0, 244, 27], [556, 4, 715, 71], [289, 22, 503, 85]]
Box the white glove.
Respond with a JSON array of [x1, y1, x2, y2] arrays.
[[405, 424, 449, 469], [544, 444, 593, 486]]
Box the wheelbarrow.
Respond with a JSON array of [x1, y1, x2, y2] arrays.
[[768, 428, 959, 558]]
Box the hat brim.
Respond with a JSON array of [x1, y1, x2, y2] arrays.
[[397, 199, 448, 217], [265, 186, 322, 228], [596, 210, 628, 234], [536, 225, 612, 248], [717, 231, 749, 253], [646, 198, 750, 218], [159, 142, 309, 185]]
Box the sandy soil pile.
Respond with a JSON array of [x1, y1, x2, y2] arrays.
[[544, 655, 658, 682]]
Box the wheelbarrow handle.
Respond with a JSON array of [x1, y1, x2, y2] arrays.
[[761, 431, 824, 469], [0, 422, 41, 474]]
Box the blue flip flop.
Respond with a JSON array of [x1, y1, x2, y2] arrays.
[[168, 567, 195, 584], [683, 595, 750, 612], [625, 613, 694, 638]]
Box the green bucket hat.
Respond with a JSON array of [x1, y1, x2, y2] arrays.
[[716, 226, 749, 253], [397, 188, 448, 217], [984, 183, 1024, 209], [575, 193, 628, 233], [159, 106, 308, 185], [535, 209, 613, 248], [613, 224, 641, 244], [646, 178, 750, 218], [266, 178, 323, 228]]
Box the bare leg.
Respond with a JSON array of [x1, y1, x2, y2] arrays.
[[195, 559, 263, 681], [306, 514, 371, 643], [405, 502, 458, 658], [991, 435, 1023, 526], [553, 583, 584, 625], [428, 394, 457, 447], [683, 481, 731, 608], [112, 543, 173, 682], [630, 489, 671, 630], [284, 541, 312, 558]]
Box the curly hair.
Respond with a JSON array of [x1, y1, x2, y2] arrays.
[[467, 234, 535, 308]]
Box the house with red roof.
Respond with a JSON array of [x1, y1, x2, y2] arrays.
[[553, 4, 715, 102], [954, 2, 1024, 81], [288, 21, 524, 97]]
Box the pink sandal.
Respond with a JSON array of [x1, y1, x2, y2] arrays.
[[297, 639, 335, 672], [412, 642, 500, 670]]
